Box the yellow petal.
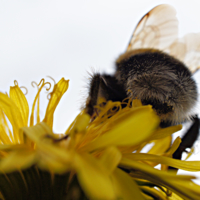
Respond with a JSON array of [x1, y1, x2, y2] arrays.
[[29, 79, 46, 126], [99, 146, 122, 175], [0, 150, 36, 173], [21, 122, 74, 173], [185, 147, 194, 160], [120, 158, 200, 200], [166, 179, 200, 200], [0, 124, 12, 144], [43, 78, 69, 128], [123, 153, 200, 171], [0, 144, 28, 151], [148, 136, 172, 155], [21, 122, 73, 164], [9, 83, 29, 126], [83, 106, 159, 151], [111, 168, 145, 200], [36, 139, 75, 173], [165, 137, 182, 157], [0, 93, 24, 143], [140, 186, 167, 200], [69, 112, 90, 137], [151, 125, 182, 140], [140, 136, 172, 167], [168, 192, 184, 200], [0, 109, 14, 144], [37, 151, 72, 174], [131, 99, 143, 107], [21, 122, 53, 144], [74, 153, 116, 200]]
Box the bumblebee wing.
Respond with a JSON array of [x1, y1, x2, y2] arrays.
[[126, 4, 178, 51], [167, 33, 200, 73]]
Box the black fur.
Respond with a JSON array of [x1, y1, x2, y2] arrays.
[[85, 49, 197, 127], [115, 49, 197, 125]]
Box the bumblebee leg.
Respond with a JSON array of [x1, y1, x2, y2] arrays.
[[169, 116, 199, 170]]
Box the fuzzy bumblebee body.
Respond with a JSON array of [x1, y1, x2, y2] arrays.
[[85, 4, 200, 127], [116, 49, 197, 127]]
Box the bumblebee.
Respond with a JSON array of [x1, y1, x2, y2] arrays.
[[85, 4, 199, 128]]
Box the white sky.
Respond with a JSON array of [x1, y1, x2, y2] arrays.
[[1, 0, 200, 181]]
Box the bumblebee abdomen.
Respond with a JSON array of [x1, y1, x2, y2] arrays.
[[115, 49, 197, 126]]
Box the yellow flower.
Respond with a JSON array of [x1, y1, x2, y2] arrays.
[[25, 97, 200, 199], [0, 78, 69, 172], [0, 78, 200, 200]]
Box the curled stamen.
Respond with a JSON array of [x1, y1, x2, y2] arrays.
[[43, 82, 51, 92], [31, 79, 51, 91], [20, 86, 28, 95], [38, 79, 51, 92], [37, 79, 45, 87], [30, 79, 51, 126], [14, 80, 18, 86], [45, 76, 56, 99], [13, 80, 28, 95], [45, 82, 51, 91], [47, 76, 56, 85], [121, 97, 131, 107], [43, 81, 51, 92], [31, 81, 39, 89]]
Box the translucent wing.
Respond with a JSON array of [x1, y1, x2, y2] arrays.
[[166, 33, 200, 73], [126, 4, 178, 51]]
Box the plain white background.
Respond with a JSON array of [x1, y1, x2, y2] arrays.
[[1, 0, 200, 180]]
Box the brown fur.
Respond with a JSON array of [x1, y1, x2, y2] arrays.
[[85, 49, 197, 127], [115, 49, 197, 125]]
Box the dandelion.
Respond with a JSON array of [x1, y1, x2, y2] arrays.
[[0, 78, 69, 199], [0, 78, 200, 199]]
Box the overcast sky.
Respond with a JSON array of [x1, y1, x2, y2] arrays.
[[1, 0, 200, 180]]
